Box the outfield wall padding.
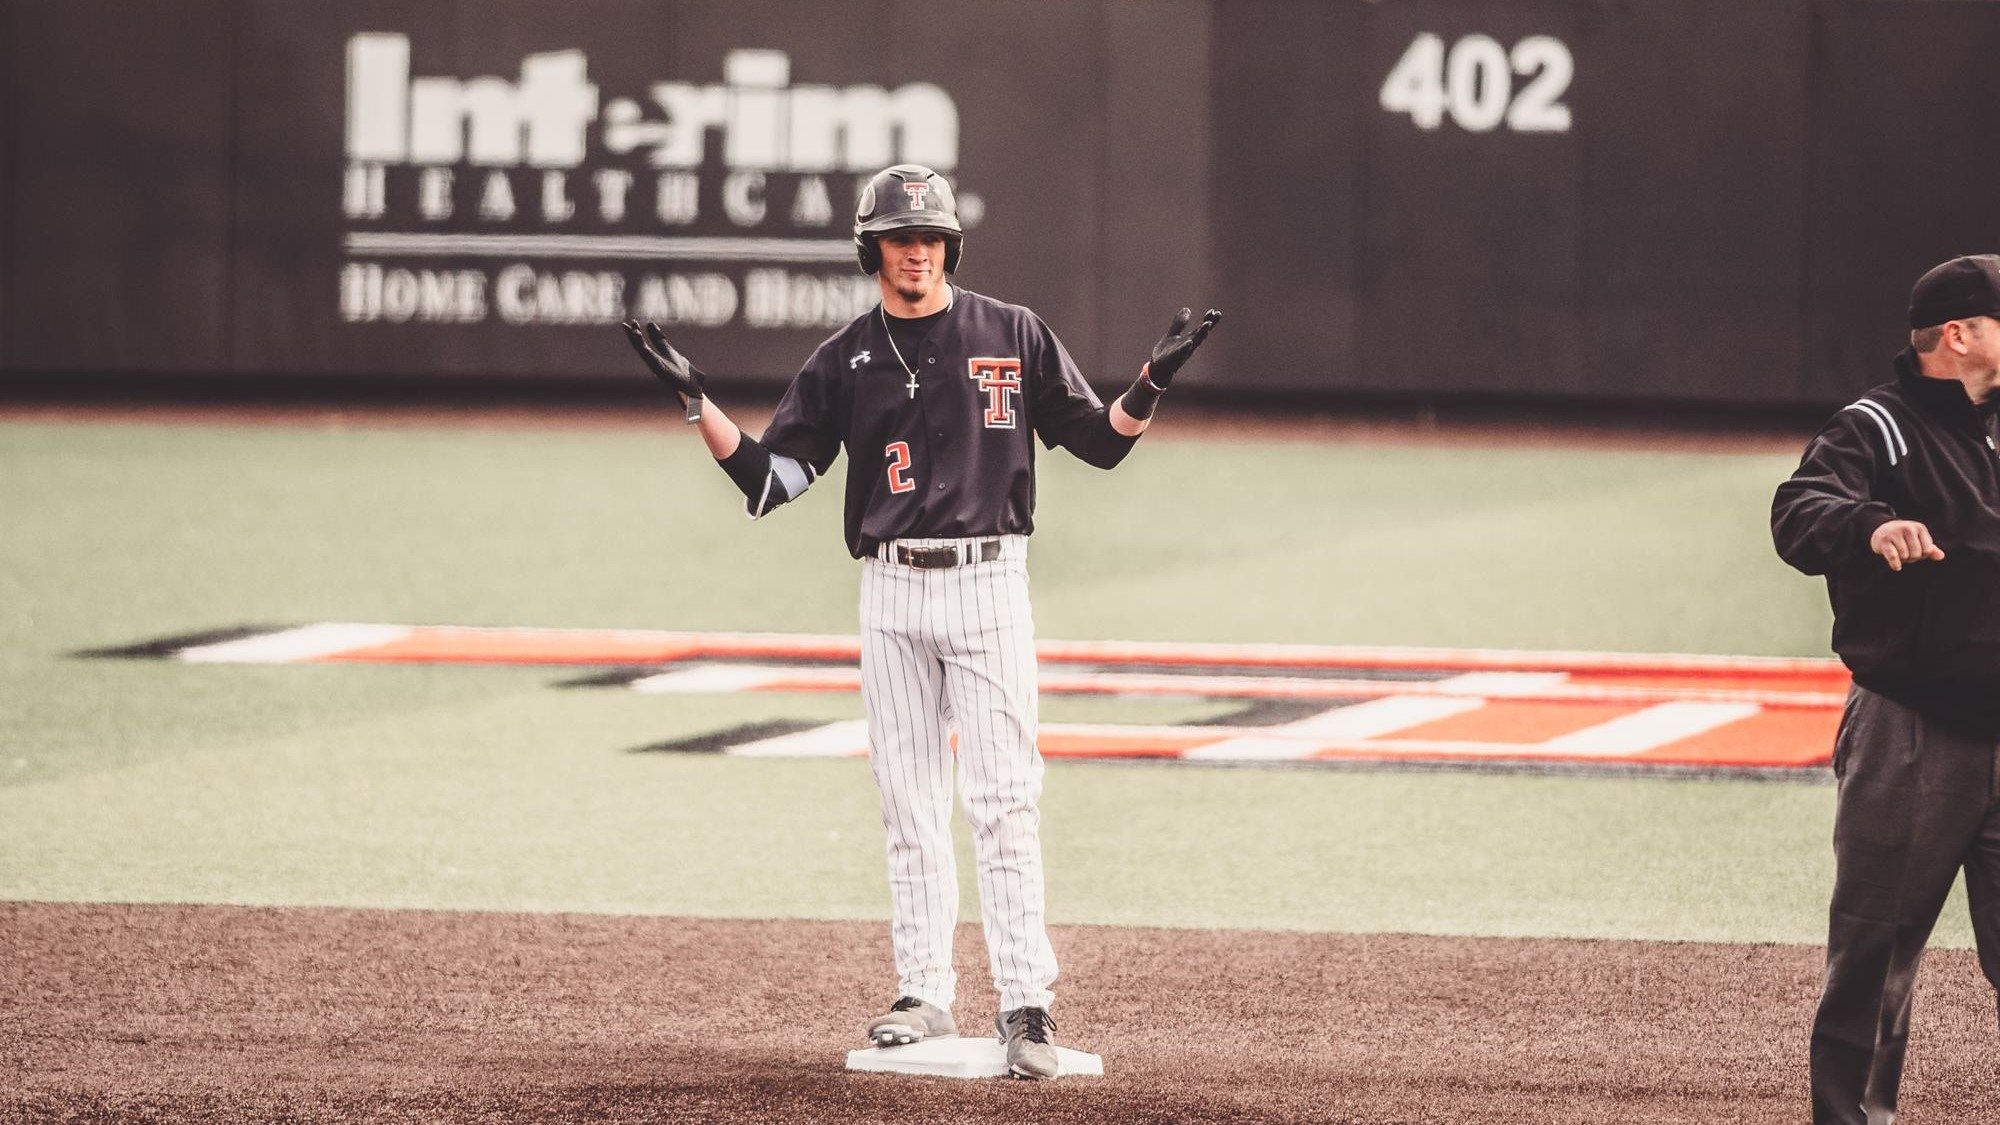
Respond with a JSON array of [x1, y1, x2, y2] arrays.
[[1, 0, 1993, 405], [7, 0, 234, 373], [1801, 2, 2000, 405], [0, 0, 13, 372]]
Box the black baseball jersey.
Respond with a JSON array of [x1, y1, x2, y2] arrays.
[[761, 286, 1136, 558]]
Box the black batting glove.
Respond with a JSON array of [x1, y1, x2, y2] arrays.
[[621, 319, 708, 423], [1122, 307, 1221, 421], [1143, 307, 1222, 389]]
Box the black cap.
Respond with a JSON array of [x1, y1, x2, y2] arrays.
[[1909, 254, 2000, 329]]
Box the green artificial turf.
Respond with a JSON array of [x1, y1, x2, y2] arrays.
[[0, 416, 1971, 946]]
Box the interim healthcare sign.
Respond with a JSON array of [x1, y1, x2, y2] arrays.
[[337, 34, 974, 333]]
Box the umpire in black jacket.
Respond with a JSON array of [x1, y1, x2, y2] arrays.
[[1773, 253, 2000, 1125]]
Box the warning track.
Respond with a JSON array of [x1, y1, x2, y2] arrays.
[[85, 624, 1847, 773]]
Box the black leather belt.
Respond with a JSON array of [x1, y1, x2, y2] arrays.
[[894, 541, 1001, 569]]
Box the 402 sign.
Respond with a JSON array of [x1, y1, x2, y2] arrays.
[[1379, 33, 1573, 134]]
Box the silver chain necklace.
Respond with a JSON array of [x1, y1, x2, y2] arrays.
[[881, 289, 953, 399]]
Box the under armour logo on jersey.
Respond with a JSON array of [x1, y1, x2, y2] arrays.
[[902, 182, 930, 210], [969, 358, 1023, 429], [850, 350, 871, 370]]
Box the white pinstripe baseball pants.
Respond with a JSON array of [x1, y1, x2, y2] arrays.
[[859, 534, 1057, 1013]]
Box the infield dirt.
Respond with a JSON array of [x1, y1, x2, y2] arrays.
[[3, 902, 1993, 1124]]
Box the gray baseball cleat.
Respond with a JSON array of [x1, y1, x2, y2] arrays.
[[995, 1006, 1059, 1079], [866, 996, 957, 1047]]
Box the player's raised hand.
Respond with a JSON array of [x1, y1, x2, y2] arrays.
[[621, 319, 708, 422], [1870, 519, 1945, 572], [1143, 307, 1222, 387]]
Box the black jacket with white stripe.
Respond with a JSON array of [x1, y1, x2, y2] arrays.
[[1773, 348, 2000, 738]]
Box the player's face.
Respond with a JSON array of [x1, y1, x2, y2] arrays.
[[879, 231, 948, 305]]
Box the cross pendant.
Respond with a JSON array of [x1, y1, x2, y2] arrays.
[[906, 371, 920, 398]]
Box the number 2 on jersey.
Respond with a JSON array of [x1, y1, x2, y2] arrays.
[[885, 441, 916, 494]]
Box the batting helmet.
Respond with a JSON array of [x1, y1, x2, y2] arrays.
[[854, 164, 963, 275]]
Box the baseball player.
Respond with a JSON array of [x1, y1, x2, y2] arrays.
[[622, 163, 1218, 1079], [1773, 253, 2000, 1125]]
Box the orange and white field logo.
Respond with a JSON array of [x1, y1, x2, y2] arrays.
[[87, 624, 1846, 774]]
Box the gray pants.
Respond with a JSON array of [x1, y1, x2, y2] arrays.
[[1811, 685, 2000, 1125]]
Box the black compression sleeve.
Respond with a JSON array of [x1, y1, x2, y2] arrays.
[[716, 435, 773, 502], [1060, 410, 1140, 470]]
